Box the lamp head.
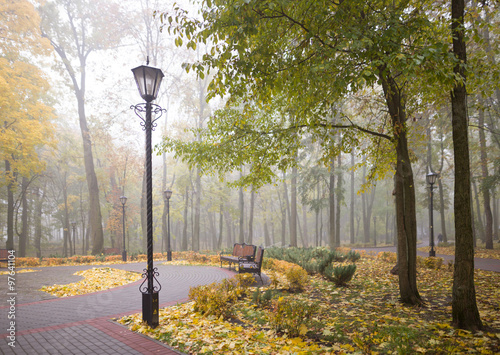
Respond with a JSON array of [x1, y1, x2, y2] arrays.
[[163, 189, 172, 200], [120, 196, 127, 206], [131, 65, 164, 102], [426, 172, 438, 185]]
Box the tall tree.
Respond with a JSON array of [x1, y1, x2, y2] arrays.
[[1, 0, 55, 250], [162, 0, 453, 305], [39, 0, 126, 254], [450, 0, 482, 331]]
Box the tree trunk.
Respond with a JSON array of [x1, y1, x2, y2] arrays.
[[19, 177, 29, 257], [450, 0, 483, 331], [182, 186, 189, 251], [478, 99, 493, 249], [5, 159, 15, 250], [34, 186, 44, 258], [493, 190, 499, 241], [329, 158, 335, 249], [379, 67, 421, 305], [248, 188, 255, 244], [335, 154, 342, 246], [218, 203, 224, 250], [472, 179, 485, 243], [350, 150, 355, 244], [302, 206, 309, 247], [280, 190, 286, 247], [264, 215, 271, 247], [239, 172, 245, 244], [193, 169, 201, 251], [290, 167, 298, 247], [224, 205, 233, 248], [438, 135, 448, 242]]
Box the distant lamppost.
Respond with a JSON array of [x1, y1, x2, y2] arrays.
[[163, 189, 173, 261], [373, 216, 377, 247], [131, 60, 165, 328], [71, 222, 76, 256], [426, 172, 439, 257], [120, 196, 127, 262]]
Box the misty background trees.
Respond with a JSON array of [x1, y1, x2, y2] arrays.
[[1, 0, 499, 266]]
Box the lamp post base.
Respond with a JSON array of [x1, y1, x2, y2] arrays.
[[167, 250, 172, 261], [429, 249, 436, 257], [122, 250, 127, 262], [142, 292, 159, 328]]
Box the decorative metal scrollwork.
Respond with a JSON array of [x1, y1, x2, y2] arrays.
[[130, 103, 166, 131], [139, 267, 162, 294]]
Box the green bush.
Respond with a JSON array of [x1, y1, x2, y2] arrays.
[[252, 288, 274, 307], [324, 263, 357, 286], [268, 297, 319, 337], [346, 250, 361, 262], [265, 246, 358, 275]]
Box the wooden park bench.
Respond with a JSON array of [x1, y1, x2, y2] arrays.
[[103, 247, 121, 255], [0, 249, 10, 267], [238, 246, 265, 282], [220, 243, 256, 269]]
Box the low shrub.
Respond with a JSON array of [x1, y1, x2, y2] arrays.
[[45, 257, 65, 266], [423, 256, 443, 270], [188, 276, 251, 319], [16, 257, 41, 267], [285, 266, 310, 292], [268, 297, 319, 337], [105, 255, 122, 262], [346, 250, 361, 262], [324, 263, 357, 286], [252, 287, 274, 307], [266, 259, 309, 292], [378, 251, 397, 264]]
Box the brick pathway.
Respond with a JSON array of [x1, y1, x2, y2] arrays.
[[0, 263, 235, 354]]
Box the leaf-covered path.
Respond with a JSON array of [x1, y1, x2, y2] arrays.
[[0, 263, 233, 354]]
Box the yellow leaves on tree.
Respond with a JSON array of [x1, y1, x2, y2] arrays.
[[1, 0, 55, 186]]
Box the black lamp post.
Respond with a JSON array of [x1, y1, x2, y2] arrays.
[[163, 189, 172, 261], [71, 222, 76, 256], [426, 172, 438, 257], [120, 196, 127, 262], [131, 60, 165, 328]]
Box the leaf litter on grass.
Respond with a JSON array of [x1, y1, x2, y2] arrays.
[[40, 267, 141, 297], [116, 253, 500, 354]]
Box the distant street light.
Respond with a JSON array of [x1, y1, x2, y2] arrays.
[[426, 172, 439, 257], [120, 196, 127, 262], [71, 222, 76, 256], [131, 60, 165, 328], [163, 189, 173, 261]]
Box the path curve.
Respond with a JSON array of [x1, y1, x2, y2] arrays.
[[0, 263, 235, 354]]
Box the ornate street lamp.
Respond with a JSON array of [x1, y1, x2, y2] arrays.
[[131, 60, 165, 328], [163, 189, 173, 261], [426, 172, 439, 257], [120, 196, 127, 262], [71, 222, 76, 256]]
